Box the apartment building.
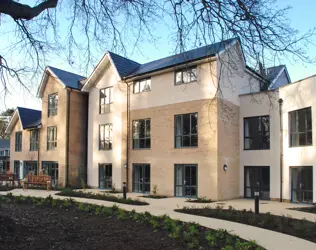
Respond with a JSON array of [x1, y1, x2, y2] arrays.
[[6, 66, 88, 187], [240, 74, 316, 204], [82, 38, 290, 200]]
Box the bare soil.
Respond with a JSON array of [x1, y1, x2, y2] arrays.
[[0, 203, 186, 250]]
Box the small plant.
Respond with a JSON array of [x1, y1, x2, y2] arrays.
[[152, 184, 159, 196], [80, 178, 87, 190], [205, 230, 216, 247], [116, 209, 128, 220], [111, 183, 116, 192]]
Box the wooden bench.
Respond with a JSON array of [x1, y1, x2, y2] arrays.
[[25, 174, 51, 190], [0, 173, 16, 186]]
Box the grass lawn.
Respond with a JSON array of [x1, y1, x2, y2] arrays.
[[0, 195, 264, 250], [175, 206, 316, 243]]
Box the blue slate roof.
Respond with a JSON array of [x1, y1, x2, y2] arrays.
[[0, 139, 9, 149], [17, 107, 41, 129], [266, 65, 285, 82], [108, 52, 140, 78], [48, 66, 86, 89], [111, 38, 237, 79]]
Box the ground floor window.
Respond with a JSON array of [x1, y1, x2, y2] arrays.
[[291, 166, 313, 203], [132, 164, 150, 193], [244, 166, 270, 200], [174, 164, 197, 198], [42, 161, 59, 187], [23, 161, 38, 178], [99, 164, 112, 189], [14, 161, 20, 179]]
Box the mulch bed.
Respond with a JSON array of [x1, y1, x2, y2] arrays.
[[139, 195, 169, 199], [289, 206, 316, 214], [175, 207, 316, 243], [0, 203, 186, 250], [186, 199, 213, 203]]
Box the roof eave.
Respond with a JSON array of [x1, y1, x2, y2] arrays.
[[4, 109, 19, 134]]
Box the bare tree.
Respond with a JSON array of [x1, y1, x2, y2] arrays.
[[0, 0, 314, 99]]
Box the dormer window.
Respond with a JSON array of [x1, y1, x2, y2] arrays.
[[133, 78, 151, 93], [175, 66, 197, 85]]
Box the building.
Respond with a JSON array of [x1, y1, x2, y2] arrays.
[[82, 38, 289, 200], [240, 74, 315, 204], [0, 139, 10, 173], [5, 66, 88, 187]]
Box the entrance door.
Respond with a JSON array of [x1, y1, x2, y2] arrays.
[[23, 161, 38, 178], [42, 162, 59, 187], [175, 164, 197, 198], [244, 166, 270, 199], [99, 164, 112, 189], [291, 167, 313, 203], [132, 164, 150, 193], [14, 161, 20, 180]]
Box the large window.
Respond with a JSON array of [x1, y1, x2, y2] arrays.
[[99, 124, 113, 150], [133, 78, 151, 93], [47, 126, 57, 150], [175, 113, 198, 148], [30, 130, 39, 151], [15, 131, 22, 152], [48, 93, 58, 117], [175, 66, 197, 85], [99, 164, 112, 189], [99, 87, 113, 114], [289, 107, 312, 147], [132, 119, 151, 149], [244, 116, 270, 150]]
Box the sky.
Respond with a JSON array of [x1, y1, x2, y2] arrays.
[[1, 0, 316, 113]]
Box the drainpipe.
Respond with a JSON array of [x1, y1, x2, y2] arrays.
[[85, 94, 89, 185], [126, 83, 130, 191], [278, 98, 283, 202], [37, 128, 40, 174], [65, 88, 72, 187]]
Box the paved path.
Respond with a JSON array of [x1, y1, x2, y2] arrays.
[[1, 189, 316, 250]]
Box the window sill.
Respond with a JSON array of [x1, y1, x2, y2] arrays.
[[174, 146, 198, 149], [174, 80, 197, 86], [133, 90, 151, 94], [243, 148, 270, 151], [289, 145, 313, 148], [99, 149, 112, 151], [132, 148, 151, 150]]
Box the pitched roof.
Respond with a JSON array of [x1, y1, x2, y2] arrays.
[[17, 107, 41, 129], [48, 66, 86, 90], [266, 65, 285, 82], [0, 139, 9, 149], [103, 38, 237, 80], [108, 52, 140, 78]]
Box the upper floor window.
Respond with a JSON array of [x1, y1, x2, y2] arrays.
[[133, 78, 151, 93], [47, 126, 57, 150], [289, 107, 312, 147], [99, 124, 113, 150], [175, 113, 198, 148], [244, 116, 270, 150], [133, 119, 151, 149], [0, 151, 3, 156], [175, 66, 197, 85], [30, 130, 39, 151], [48, 93, 58, 117], [100, 87, 113, 114], [15, 131, 22, 152]]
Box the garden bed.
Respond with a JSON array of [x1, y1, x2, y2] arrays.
[[289, 205, 316, 214], [0, 194, 264, 250], [175, 206, 316, 243], [56, 188, 149, 205], [186, 197, 213, 203], [139, 195, 169, 199]]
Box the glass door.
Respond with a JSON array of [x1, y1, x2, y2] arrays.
[[42, 162, 59, 187], [132, 164, 150, 193], [175, 164, 198, 198], [291, 167, 313, 203], [244, 166, 270, 199], [99, 164, 112, 189], [23, 161, 38, 178], [14, 161, 20, 180]]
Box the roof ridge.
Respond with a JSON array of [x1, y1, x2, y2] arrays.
[[17, 106, 41, 112]]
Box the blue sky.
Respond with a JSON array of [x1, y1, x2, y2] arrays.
[[1, 0, 316, 112]]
